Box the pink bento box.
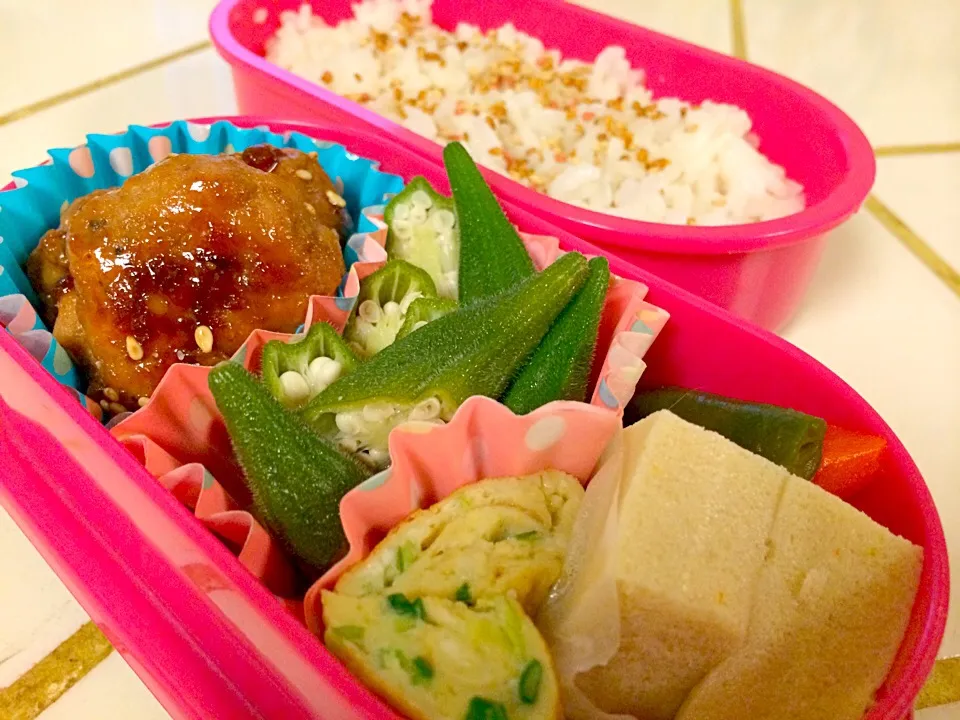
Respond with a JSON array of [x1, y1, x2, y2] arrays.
[[209, 0, 876, 332], [0, 118, 942, 720]]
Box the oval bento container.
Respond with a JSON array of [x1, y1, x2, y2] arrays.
[[0, 117, 941, 720], [209, 0, 876, 332]]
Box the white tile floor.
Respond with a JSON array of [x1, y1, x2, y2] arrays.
[[0, 0, 957, 717]]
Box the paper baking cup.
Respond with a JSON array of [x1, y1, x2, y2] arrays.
[[0, 119, 404, 408]]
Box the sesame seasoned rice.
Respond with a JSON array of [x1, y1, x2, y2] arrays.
[[266, 0, 805, 227]]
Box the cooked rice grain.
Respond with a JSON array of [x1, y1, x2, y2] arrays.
[[267, 0, 805, 227]]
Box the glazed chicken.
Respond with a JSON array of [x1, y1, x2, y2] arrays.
[[27, 145, 348, 412]]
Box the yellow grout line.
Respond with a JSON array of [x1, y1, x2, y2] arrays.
[[0, 40, 212, 128], [0, 622, 113, 719], [729, 0, 748, 60], [875, 142, 960, 157], [917, 656, 960, 709], [864, 195, 960, 299]]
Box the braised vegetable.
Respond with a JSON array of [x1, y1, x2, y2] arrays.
[[813, 426, 887, 498], [443, 142, 535, 304], [397, 297, 458, 340], [624, 388, 827, 479], [261, 322, 359, 410], [385, 177, 459, 299], [344, 259, 439, 358], [208, 362, 370, 570], [503, 256, 609, 414], [301, 252, 590, 468]]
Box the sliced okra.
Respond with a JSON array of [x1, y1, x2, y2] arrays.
[[343, 259, 439, 358], [396, 296, 458, 340], [261, 322, 359, 410], [385, 177, 459, 300]]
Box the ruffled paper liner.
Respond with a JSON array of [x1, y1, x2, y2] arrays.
[[0, 119, 405, 415], [302, 395, 622, 635], [116, 434, 304, 620], [109, 229, 669, 632], [0, 294, 101, 419]]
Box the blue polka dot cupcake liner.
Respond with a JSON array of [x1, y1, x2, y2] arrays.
[[0, 120, 406, 420]]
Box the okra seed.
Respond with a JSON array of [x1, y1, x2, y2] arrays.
[[336, 412, 362, 435], [365, 448, 390, 466], [359, 299, 383, 323], [410, 190, 433, 209], [431, 209, 456, 230], [412, 320, 428, 332], [295, 169, 313, 181], [382, 301, 402, 317], [410, 397, 441, 421], [138, 397, 150, 408], [338, 436, 363, 453], [362, 403, 397, 423], [279, 371, 311, 403], [108, 402, 127, 415], [392, 203, 411, 221], [103, 387, 120, 402], [306, 356, 341, 391]]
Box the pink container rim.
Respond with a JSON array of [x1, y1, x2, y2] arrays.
[[0, 116, 944, 720], [209, 0, 877, 256]]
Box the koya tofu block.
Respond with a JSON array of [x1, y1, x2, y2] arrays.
[[576, 411, 791, 720], [676, 476, 923, 720]]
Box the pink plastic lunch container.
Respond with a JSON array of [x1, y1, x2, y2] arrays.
[[0, 117, 941, 720], [209, 0, 876, 332]]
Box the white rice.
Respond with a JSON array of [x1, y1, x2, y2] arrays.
[[266, 0, 805, 227]]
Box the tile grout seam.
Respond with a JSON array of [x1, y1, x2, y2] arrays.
[[0, 621, 113, 719], [874, 142, 960, 157], [729, 0, 748, 60], [0, 40, 212, 128], [864, 195, 960, 299]]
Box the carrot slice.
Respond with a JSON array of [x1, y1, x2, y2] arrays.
[[813, 426, 887, 498]]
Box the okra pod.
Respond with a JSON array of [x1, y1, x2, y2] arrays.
[[443, 142, 535, 304], [504, 256, 609, 414], [624, 388, 827, 479], [209, 362, 371, 571]]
